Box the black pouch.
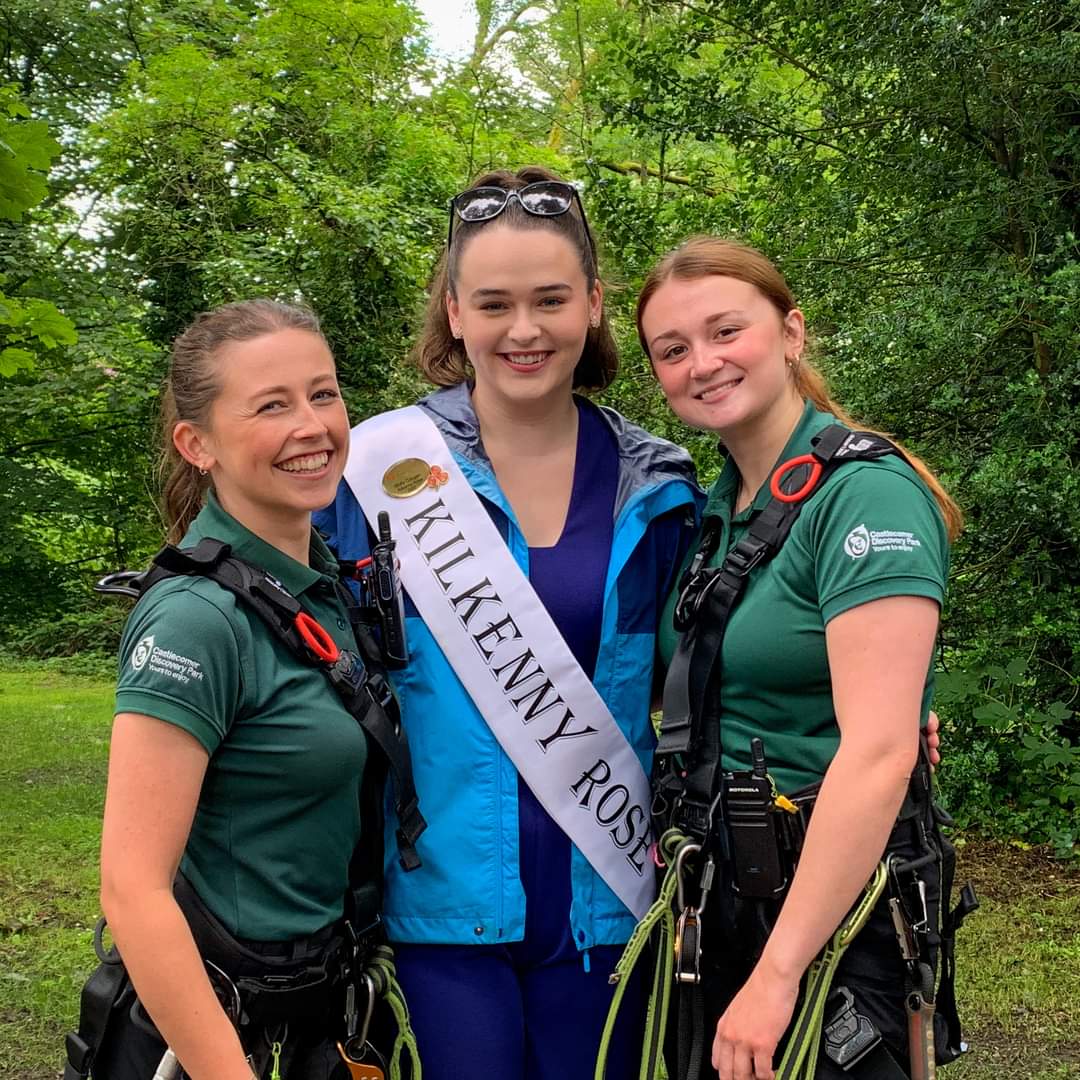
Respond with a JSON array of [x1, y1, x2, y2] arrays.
[[817, 983, 909, 1079]]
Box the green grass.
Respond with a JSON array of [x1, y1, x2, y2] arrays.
[[0, 669, 112, 1080], [0, 666, 1077, 1078]]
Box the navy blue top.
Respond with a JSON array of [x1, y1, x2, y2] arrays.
[[519, 398, 619, 936], [528, 398, 618, 677]]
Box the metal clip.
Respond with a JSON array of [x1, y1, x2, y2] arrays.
[[673, 842, 710, 985], [888, 897, 919, 963], [674, 841, 702, 911], [204, 959, 243, 1026], [674, 906, 702, 985], [912, 878, 930, 934]]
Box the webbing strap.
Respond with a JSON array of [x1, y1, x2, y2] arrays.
[[147, 540, 426, 870], [366, 945, 423, 1080], [62, 946, 128, 1080], [594, 832, 693, 1080], [775, 862, 889, 1080], [654, 427, 901, 840]]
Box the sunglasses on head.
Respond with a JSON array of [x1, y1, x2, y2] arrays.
[[447, 180, 597, 268]]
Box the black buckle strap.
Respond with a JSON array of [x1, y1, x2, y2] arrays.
[[62, 938, 128, 1080]]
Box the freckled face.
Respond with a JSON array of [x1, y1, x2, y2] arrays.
[[641, 275, 804, 436], [193, 328, 349, 532], [446, 224, 602, 410]]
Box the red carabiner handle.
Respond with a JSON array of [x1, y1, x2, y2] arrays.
[[769, 454, 823, 504], [295, 612, 339, 663]]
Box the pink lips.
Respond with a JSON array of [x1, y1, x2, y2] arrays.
[[696, 376, 743, 402], [500, 351, 552, 373]]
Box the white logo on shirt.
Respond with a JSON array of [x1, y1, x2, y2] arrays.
[[129, 635, 204, 684], [843, 525, 871, 560], [131, 635, 154, 670], [844, 525, 923, 560]]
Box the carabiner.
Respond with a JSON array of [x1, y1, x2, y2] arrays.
[[674, 840, 702, 912], [204, 959, 243, 1027]]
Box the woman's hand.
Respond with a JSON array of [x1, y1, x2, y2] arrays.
[[926, 709, 941, 769], [712, 959, 800, 1080]]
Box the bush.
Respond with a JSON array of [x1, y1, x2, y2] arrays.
[[935, 659, 1079, 859]]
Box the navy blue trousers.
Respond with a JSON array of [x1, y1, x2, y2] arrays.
[[393, 780, 647, 1080]]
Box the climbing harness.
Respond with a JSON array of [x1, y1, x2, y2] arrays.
[[601, 424, 977, 1080], [64, 529, 426, 1079]]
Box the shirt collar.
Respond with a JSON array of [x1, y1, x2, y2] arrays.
[[183, 492, 337, 597], [703, 399, 837, 521]]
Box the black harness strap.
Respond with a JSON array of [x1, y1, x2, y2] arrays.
[[62, 938, 127, 1080], [656, 425, 901, 841], [144, 539, 426, 871]]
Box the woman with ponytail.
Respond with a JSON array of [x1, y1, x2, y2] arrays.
[[640, 237, 961, 1080], [93, 300, 377, 1078]]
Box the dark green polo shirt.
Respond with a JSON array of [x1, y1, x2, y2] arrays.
[[659, 401, 948, 793], [115, 495, 368, 940]]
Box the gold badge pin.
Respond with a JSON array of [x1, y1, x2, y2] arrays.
[[382, 458, 431, 498]]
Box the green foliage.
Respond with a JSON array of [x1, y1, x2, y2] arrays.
[[0, 85, 74, 376], [0, 0, 1077, 848], [936, 661, 1079, 857], [0, 85, 59, 220]]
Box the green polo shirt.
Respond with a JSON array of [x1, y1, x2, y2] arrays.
[[115, 494, 368, 941], [659, 401, 948, 793]]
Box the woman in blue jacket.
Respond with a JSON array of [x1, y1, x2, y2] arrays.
[[315, 166, 702, 1080]]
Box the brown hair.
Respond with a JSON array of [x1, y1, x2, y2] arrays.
[[411, 165, 619, 392], [637, 236, 963, 539], [159, 299, 326, 543]]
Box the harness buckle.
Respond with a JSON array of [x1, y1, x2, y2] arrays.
[[724, 538, 768, 576]]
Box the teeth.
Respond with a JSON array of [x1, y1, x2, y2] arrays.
[[278, 451, 329, 473], [698, 378, 742, 400], [504, 353, 547, 366]]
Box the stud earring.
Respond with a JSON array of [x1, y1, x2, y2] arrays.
[[198, 467, 208, 476]]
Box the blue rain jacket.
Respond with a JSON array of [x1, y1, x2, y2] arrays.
[[315, 384, 702, 949]]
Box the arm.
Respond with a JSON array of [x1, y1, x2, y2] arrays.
[[100, 714, 253, 1080], [711, 594, 940, 1080]]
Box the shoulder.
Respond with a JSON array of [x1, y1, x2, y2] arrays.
[[806, 455, 945, 536], [794, 455, 949, 619], [116, 572, 249, 751], [120, 575, 246, 657]]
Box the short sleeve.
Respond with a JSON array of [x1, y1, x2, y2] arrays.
[[114, 581, 246, 754], [805, 464, 949, 625]]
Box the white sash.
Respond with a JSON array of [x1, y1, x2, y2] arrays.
[[346, 406, 654, 919]]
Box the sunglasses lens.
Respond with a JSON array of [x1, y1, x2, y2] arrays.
[[454, 187, 509, 222], [518, 181, 574, 215]]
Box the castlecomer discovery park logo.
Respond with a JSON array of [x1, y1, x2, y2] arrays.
[[843, 524, 871, 560], [131, 635, 155, 671]]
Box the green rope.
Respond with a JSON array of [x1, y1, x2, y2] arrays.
[[775, 862, 888, 1080], [367, 944, 422, 1080], [595, 830, 695, 1080]]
